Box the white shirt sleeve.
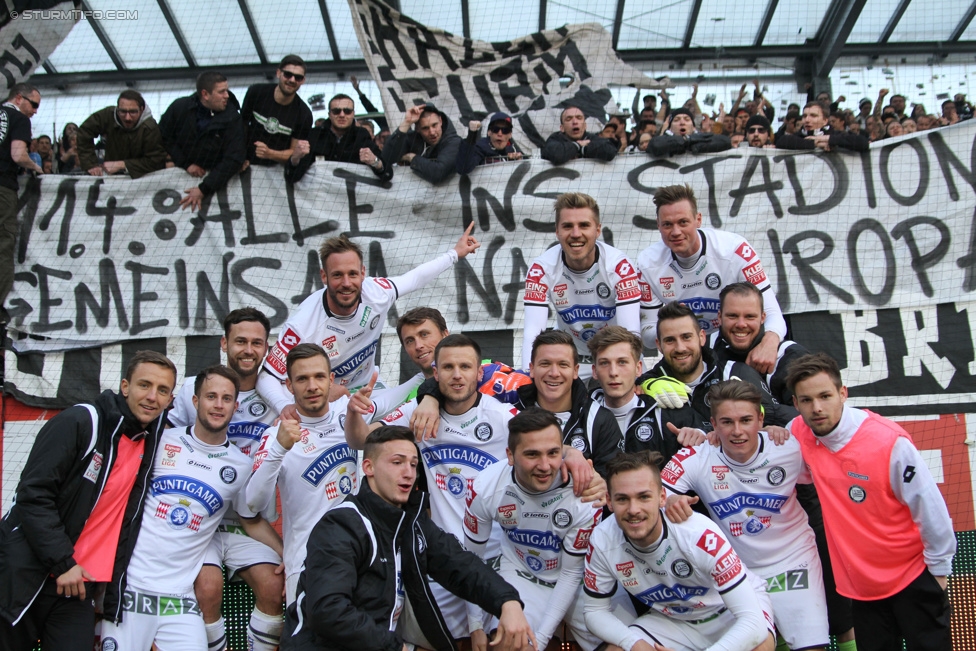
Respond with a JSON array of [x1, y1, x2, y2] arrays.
[[369, 374, 423, 422], [639, 304, 660, 350], [583, 591, 641, 651], [615, 300, 641, 342], [257, 371, 294, 415], [388, 250, 458, 297], [521, 303, 550, 369], [889, 437, 956, 576], [760, 288, 787, 339], [245, 431, 286, 514], [705, 577, 769, 651], [535, 552, 585, 649]]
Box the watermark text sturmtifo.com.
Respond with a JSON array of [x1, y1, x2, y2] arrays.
[[12, 9, 138, 20]]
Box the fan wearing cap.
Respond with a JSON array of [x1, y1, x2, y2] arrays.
[[540, 105, 619, 165], [456, 112, 525, 175], [648, 107, 731, 157], [745, 115, 774, 148]]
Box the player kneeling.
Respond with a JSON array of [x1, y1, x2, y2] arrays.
[[584, 450, 775, 651]]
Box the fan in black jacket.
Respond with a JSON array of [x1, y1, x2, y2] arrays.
[[540, 105, 618, 165], [381, 103, 461, 184], [282, 427, 532, 651], [0, 353, 175, 650], [159, 72, 246, 211], [775, 101, 868, 152], [648, 108, 732, 158]]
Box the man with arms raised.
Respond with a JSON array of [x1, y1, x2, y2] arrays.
[[0, 351, 173, 650], [283, 426, 535, 651], [259, 228, 480, 418], [381, 103, 462, 184], [464, 408, 605, 651], [663, 381, 829, 651], [247, 343, 372, 605], [584, 451, 774, 651], [168, 308, 283, 651], [522, 192, 641, 376], [638, 184, 786, 374], [786, 353, 954, 651], [638, 302, 794, 426], [99, 365, 276, 650], [588, 326, 705, 462]]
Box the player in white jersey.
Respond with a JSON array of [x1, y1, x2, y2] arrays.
[[370, 334, 608, 643], [246, 342, 371, 605], [521, 192, 641, 376], [464, 409, 603, 651], [636, 184, 786, 376], [167, 308, 283, 651], [258, 226, 481, 418], [100, 367, 280, 651], [662, 381, 828, 650], [584, 450, 775, 651]]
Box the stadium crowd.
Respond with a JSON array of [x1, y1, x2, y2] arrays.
[[0, 53, 960, 651]]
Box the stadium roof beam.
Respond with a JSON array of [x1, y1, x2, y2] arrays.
[[237, 0, 268, 66], [461, 0, 470, 38], [317, 0, 342, 61], [616, 40, 976, 62], [879, 0, 912, 44], [950, 1, 976, 41], [611, 0, 626, 49], [812, 0, 868, 79], [682, 0, 703, 49], [156, 0, 196, 67], [539, 0, 547, 32], [30, 59, 371, 88], [754, 0, 779, 48], [79, 0, 125, 70]]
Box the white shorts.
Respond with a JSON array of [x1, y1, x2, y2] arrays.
[[629, 576, 774, 651], [201, 527, 281, 579], [98, 588, 205, 651], [429, 555, 501, 639], [760, 554, 829, 650], [500, 566, 600, 651]]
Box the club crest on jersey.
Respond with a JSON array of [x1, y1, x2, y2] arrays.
[[446, 468, 466, 497], [596, 282, 611, 299], [370, 315, 380, 330], [102, 638, 118, 651], [553, 508, 572, 528], [474, 423, 493, 442], [570, 435, 586, 452], [849, 485, 867, 503], [766, 466, 786, 486], [248, 402, 268, 417], [219, 466, 237, 484], [635, 423, 653, 442], [705, 273, 721, 290], [671, 559, 693, 578]]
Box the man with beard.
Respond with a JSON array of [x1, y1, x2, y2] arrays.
[[258, 228, 480, 419], [776, 101, 868, 151], [637, 302, 795, 427], [381, 103, 462, 183], [76, 90, 166, 178], [240, 54, 313, 167], [457, 112, 524, 174], [247, 344, 372, 604], [99, 366, 274, 650], [167, 308, 283, 651], [745, 115, 774, 148], [648, 108, 731, 157], [541, 105, 618, 165]]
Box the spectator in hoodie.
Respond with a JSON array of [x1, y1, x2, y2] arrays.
[[381, 103, 461, 184], [159, 71, 246, 211], [540, 105, 618, 165], [457, 112, 524, 174], [76, 90, 167, 179]]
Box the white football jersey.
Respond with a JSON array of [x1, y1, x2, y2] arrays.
[[523, 241, 641, 363], [126, 427, 253, 595], [417, 395, 515, 554], [263, 279, 398, 390], [637, 228, 772, 335], [464, 460, 600, 583], [584, 512, 751, 621], [661, 434, 816, 574], [246, 397, 358, 576]]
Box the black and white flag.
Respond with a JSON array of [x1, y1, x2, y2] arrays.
[[346, 0, 664, 151]]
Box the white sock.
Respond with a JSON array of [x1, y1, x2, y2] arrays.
[[248, 607, 284, 651], [204, 616, 226, 651]]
